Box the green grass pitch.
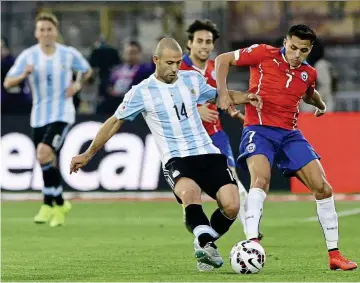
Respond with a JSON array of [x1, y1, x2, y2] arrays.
[[2, 200, 359, 281]]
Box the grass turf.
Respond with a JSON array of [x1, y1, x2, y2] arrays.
[[1, 200, 359, 281]]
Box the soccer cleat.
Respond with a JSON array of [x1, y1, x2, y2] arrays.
[[193, 238, 214, 272], [329, 250, 357, 271], [49, 201, 72, 227], [34, 204, 53, 224], [194, 241, 224, 269]]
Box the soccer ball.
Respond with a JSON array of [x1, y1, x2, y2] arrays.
[[229, 240, 266, 274]]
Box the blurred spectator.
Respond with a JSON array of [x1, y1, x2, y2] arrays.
[[304, 39, 337, 112], [1, 37, 31, 114], [89, 36, 121, 111], [98, 41, 155, 115]]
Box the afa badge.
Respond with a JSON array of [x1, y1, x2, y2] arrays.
[[301, 71, 308, 82]]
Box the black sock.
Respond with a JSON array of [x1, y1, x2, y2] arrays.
[[41, 162, 63, 206], [43, 195, 53, 207], [184, 204, 216, 247], [210, 208, 236, 239]]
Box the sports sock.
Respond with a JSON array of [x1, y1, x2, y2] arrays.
[[185, 204, 218, 247], [245, 188, 266, 240], [41, 162, 64, 206], [210, 208, 236, 238], [316, 196, 338, 250]]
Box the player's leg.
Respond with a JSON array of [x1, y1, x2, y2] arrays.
[[295, 160, 357, 270], [210, 131, 248, 234], [163, 157, 223, 269], [279, 131, 357, 270], [36, 122, 71, 227], [237, 126, 277, 241]]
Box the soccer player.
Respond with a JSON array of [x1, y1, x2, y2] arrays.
[[180, 19, 253, 238], [4, 13, 92, 227], [69, 38, 262, 270], [215, 24, 357, 270]]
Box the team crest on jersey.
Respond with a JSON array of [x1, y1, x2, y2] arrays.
[[301, 71, 308, 82], [211, 70, 216, 81], [190, 88, 196, 95], [246, 143, 256, 153]]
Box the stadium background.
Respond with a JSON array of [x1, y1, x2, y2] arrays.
[[1, 1, 360, 196]]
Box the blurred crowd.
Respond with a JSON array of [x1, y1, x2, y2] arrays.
[[0, 33, 346, 115]]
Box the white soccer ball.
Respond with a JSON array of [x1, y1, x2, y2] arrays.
[[229, 240, 266, 274]]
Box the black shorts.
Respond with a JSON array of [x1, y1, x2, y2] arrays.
[[163, 154, 237, 203], [32, 122, 70, 153]]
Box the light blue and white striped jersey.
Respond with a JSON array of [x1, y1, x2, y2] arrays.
[[6, 43, 90, 127], [115, 70, 221, 165]]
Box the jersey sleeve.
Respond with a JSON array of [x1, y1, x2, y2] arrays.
[[306, 69, 317, 96], [6, 50, 29, 77], [114, 86, 145, 121], [70, 47, 91, 73], [196, 72, 217, 104], [233, 44, 268, 66]]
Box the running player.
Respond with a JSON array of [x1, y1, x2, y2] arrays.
[[70, 38, 262, 270], [215, 24, 357, 270], [180, 19, 252, 238], [4, 13, 92, 227]]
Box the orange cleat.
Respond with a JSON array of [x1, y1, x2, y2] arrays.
[[329, 250, 357, 271]]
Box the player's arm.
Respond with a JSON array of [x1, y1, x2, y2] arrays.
[[67, 47, 93, 97], [303, 89, 327, 117], [70, 86, 144, 174], [70, 115, 124, 174], [3, 51, 32, 89], [215, 44, 266, 111]]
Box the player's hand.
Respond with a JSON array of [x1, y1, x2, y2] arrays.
[[248, 93, 263, 111], [217, 91, 233, 111], [70, 152, 91, 174], [314, 105, 326, 117], [198, 103, 219, 123], [23, 65, 34, 77], [66, 82, 82, 97], [228, 106, 245, 121]]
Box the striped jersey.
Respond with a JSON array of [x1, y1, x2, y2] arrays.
[[115, 70, 221, 165], [6, 43, 90, 127]]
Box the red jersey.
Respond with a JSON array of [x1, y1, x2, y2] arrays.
[[234, 44, 317, 130], [180, 54, 222, 135]]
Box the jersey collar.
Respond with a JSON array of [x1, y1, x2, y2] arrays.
[[182, 54, 207, 75], [280, 47, 309, 69]]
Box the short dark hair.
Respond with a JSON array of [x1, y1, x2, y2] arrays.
[[186, 19, 220, 49], [287, 24, 316, 44], [35, 13, 59, 28], [128, 40, 142, 52]]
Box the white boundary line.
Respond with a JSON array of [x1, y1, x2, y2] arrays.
[[303, 208, 360, 222], [1, 192, 360, 202]]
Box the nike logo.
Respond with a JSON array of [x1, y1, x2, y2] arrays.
[[248, 258, 260, 270]]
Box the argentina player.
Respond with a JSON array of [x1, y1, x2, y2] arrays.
[[4, 13, 92, 227], [70, 38, 261, 269]]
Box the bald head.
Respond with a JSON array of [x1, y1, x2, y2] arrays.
[[154, 37, 182, 58]]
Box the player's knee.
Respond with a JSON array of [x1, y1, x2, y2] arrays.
[[252, 176, 270, 190], [175, 186, 201, 205], [313, 180, 333, 200], [221, 201, 240, 219], [36, 144, 54, 165]]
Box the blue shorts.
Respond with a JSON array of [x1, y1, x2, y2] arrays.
[[211, 130, 236, 168], [238, 125, 320, 177]]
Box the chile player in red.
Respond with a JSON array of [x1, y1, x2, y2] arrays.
[[179, 20, 252, 243], [216, 24, 357, 270]]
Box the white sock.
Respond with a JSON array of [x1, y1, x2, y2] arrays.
[[245, 188, 266, 240], [236, 180, 247, 236], [316, 196, 338, 250]]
